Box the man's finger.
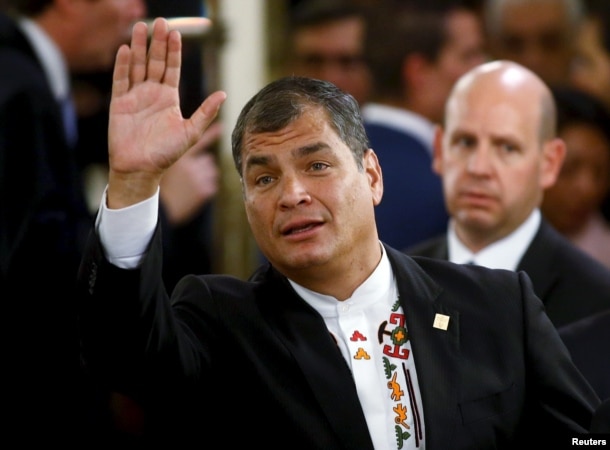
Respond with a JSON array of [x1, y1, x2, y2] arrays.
[[188, 91, 227, 138], [129, 21, 149, 86], [112, 45, 131, 99], [146, 18, 170, 83], [163, 30, 182, 88]]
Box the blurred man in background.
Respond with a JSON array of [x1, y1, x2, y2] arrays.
[[286, 0, 372, 106], [0, 0, 146, 444], [484, 0, 585, 88]]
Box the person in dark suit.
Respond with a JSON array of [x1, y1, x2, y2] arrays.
[[77, 19, 599, 448], [0, 0, 146, 444], [405, 60, 610, 330]]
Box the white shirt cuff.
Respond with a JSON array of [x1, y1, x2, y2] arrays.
[[96, 186, 159, 269]]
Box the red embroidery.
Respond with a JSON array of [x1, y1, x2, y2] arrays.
[[350, 330, 367, 341], [379, 313, 410, 359]]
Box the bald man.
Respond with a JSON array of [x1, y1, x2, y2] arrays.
[[406, 60, 610, 329]]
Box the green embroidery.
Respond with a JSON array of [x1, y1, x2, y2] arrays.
[[383, 356, 397, 378], [395, 425, 411, 449]]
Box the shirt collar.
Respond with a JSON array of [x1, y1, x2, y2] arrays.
[[18, 17, 69, 100], [448, 209, 541, 270], [289, 243, 393, 317], [360, 102, 435, 154]]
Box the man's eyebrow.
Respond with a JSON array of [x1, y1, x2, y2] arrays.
[[245, 142, 331, 171], [293, 142, 330, 158], [245, 154, 271, 171]]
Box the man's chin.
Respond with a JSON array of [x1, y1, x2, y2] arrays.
[[272, 250, 330, 273], [457, 212, 497, 233]]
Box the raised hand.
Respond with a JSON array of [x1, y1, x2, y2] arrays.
[[107, 17, 226, 209]]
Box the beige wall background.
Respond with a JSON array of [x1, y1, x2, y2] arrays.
[[200, 0, 291, 279]]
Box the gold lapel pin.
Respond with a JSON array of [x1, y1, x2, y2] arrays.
[[433, 313, 450, 331]]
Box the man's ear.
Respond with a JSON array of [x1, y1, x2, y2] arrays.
[[432, 125, 445, 175], [540, 137, 566, 189], [364, 149, 384, 206], [402, 53, 429, 93]]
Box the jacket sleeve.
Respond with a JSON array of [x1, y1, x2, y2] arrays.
[[518, 270, 600, 434]]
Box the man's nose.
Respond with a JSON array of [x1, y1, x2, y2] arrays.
[[278, 175, 312, 208], [467, 146, 493, 174]]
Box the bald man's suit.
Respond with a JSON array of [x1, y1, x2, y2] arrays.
[[406, 218, 610, 328]]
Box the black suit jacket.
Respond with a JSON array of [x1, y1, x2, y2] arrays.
[[559, 310, 610, 402], [590, 398, 610, 433], [0, 12, 92, 443], [405, 219, 610, 328], [78, 225, 599, 448]]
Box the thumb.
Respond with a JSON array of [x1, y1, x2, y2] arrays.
[[188, 91, 227, 137]]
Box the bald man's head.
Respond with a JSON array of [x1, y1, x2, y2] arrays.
[[445, 60, 557, 143], [433, 60, 566, 251]]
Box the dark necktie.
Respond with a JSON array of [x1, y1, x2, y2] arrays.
[[60, 94, 78, 147]]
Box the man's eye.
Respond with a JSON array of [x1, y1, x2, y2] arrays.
[[310, 162, 329, 171], [500, 142, 518, 153], [455, 136, 476, 148], [502, 36, 524, 53], [300, 55, 324, 68], [256, 175, 274, 185], [299, 54, 364, 70]]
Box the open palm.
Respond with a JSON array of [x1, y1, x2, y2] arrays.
[[106, 18, 225, 207]]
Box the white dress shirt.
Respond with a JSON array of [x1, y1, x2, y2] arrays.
[[360, 103, 436, 156], [448, 209, 541, 270], [18, 17, 70, 101]]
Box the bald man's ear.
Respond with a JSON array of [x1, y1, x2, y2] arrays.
[[540, 137, 567, 189], [432, 125, 444, 175]]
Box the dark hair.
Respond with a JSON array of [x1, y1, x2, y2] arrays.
[[289, 0, 365, 30], [484, 0, 584, 39], [583, 0, 610, 52], [5, 0, 52, 16], [231, 76, 369, 176], [364, 2, 462, 99], [552, 85, 610, 145]]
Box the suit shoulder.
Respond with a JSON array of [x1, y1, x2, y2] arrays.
[[403, 235, 445, 257], [412, 254, 519, 284], [544, 228, 610, 288], [177, 272, 257, 298], [388, 247, 532, 318], [177, 263, 279, 300], [388, 245, 521, 287]]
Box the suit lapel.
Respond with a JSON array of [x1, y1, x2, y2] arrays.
[[517, 220, 559, 303], [257, 267, 375, 450], [386, 246, 461, 450]]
